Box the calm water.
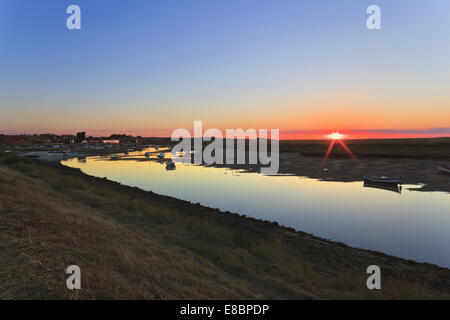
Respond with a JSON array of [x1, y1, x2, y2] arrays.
[[61, 148, 450, 268]]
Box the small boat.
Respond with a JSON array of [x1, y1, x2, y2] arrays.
[[144, 152, 151, 158], [110, 155, 120, 160], [363, 176, 401, 184], [438, 164, 450, 174], [157, 152, 165, 159], [165, 162, 176, 170]]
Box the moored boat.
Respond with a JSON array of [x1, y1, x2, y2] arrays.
[[165, 162, 176, 170]]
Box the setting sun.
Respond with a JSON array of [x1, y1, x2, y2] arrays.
[[327, 131, 345, 140]]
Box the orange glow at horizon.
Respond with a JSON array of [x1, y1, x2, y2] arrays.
[[327, 131, 345, 140]]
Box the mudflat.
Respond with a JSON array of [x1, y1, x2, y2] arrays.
[[209, 153, 450, 193], [277, 154, 449, 193]]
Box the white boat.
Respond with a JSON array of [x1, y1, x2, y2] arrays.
[[363, 176, 401, 184], [438, 164, 450, 173]]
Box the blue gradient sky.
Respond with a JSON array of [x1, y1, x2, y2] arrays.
[[1, 0, 449, 138]]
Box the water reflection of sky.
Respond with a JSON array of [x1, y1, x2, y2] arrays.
[[62, 149, 450, 268]]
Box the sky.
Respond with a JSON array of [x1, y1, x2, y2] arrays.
[[0, 0, 449, 139]]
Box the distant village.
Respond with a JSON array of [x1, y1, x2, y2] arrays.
[[0, 132, 144, 148], [0, 132, 176, 162], [0, 132, 174, 154]]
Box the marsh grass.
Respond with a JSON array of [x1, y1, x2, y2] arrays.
[[280, 138, 450, 159]]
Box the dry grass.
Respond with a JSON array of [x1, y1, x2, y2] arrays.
[[0, 152, 449, 299]]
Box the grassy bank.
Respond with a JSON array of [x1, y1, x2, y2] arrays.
[[280, 138, 450, 159], [0, 151, 449, 299]]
